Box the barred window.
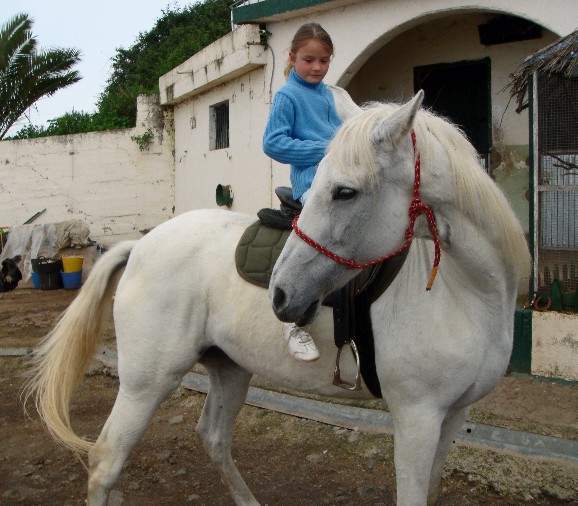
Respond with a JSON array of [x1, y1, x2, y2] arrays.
[[209, 101, 229, 150]]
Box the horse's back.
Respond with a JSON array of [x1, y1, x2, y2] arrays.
[[131, 209, 254, 261]]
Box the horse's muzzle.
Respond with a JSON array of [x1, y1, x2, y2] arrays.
[[271, 286, 319, 325]]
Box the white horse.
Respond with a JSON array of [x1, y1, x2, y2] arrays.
[[24, 91, 530, 506]]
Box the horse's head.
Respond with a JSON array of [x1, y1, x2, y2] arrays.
[[270, 91, 424, 325]]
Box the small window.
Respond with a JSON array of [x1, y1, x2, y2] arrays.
[[210, 100, 229, 150]]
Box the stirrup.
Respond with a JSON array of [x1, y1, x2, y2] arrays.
[[333, 340, 362, 391]]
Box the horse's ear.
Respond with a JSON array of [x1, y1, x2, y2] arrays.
[[328, 85, 362, 121], [371, 90, 424, 148]]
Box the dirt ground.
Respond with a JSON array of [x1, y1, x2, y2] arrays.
[[0, 289, 577, 505]]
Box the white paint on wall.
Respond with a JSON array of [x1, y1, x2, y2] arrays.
[[345, 13, 559, 145]]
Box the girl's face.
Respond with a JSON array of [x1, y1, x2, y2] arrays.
[[290, 39, 332, 84]]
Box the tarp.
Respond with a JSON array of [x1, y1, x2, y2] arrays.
[[0, 221, 91, 284]]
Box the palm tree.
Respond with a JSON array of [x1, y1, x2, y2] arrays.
[[0, 13, 81, 139]]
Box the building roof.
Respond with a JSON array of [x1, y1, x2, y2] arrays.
[[507, 28, 578, 112], [231, 0, 361, 25]]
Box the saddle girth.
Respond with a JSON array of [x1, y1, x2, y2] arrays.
[[324, 249, 409, 398]]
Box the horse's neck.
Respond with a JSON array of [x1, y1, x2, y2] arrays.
[[415, 211, 518, 305]]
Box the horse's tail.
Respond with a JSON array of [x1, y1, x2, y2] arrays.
[[23, 240, 137, 455]]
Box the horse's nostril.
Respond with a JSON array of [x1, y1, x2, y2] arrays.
[[272, 287, 286, 310]]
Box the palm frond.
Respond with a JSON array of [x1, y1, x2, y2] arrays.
[[0, 12, 82, 139]]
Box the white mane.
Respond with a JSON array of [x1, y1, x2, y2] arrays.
[[325, 102, 531, 276]]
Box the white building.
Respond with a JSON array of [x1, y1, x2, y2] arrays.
[[160, 0, 577, 239]]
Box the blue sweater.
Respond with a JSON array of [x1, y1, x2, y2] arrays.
[[263, 70, 342, 200]]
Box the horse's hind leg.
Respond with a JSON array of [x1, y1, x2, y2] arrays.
[[87, 364, 188, 506], [197, 349, 257, 506]]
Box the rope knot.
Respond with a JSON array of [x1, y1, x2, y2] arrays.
[[408, 198, 423, 217]]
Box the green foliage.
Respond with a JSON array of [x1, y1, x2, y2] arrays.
[[131, 128, 154, 151], [9, 0, 233, 139], [0, 13, 81, 139], [259, 29, 272, 50], [8, 109, 133, 139], [98, 0, 233, 129]]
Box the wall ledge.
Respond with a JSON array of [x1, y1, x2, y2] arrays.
[[159, 24, 266, 105]]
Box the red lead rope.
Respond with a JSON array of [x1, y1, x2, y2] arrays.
[[292, 129, 441, 291]]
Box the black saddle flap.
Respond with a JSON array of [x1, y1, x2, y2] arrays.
[[257, 208, 292, 230]]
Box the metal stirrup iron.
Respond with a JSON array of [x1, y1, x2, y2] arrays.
[[332, 340, 362, 391]]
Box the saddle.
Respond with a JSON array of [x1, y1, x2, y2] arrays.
[[235, 188, 408, 398], [255, 187, 301, 230]]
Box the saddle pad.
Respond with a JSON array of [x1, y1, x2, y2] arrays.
[[235, 220, 291, 288]]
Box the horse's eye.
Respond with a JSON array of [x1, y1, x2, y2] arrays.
[[333, 187, 357, 200]]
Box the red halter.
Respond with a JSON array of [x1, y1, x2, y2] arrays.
[[291, 130, 441, 290]]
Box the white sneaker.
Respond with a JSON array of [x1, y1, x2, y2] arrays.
[[282, 323, 320, 362]]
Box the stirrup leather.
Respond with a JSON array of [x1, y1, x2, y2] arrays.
[[332, 340, 362, 391]]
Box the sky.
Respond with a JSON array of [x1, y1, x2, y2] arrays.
[[5, 1, 188, 135]]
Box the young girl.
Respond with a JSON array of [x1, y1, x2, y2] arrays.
[[263, 23, 344, 362]]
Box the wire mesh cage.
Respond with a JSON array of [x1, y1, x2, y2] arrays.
[[535, 72, 578, 299]]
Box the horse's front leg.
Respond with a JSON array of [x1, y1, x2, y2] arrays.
[[390, 403, 446, 506], [197, 351, 257, 506], [427, 406, 468, 505]]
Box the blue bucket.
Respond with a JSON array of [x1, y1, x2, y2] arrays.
[[61, 270, 82, 290], [31, 272, 40, 289], [38, 271, 62, 290]]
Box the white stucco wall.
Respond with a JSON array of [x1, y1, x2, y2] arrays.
[[171, 71, 276, 214], [345, 14, 557, 144], [0, 96, 174, 246], [261, 0, 576, 94], [160, 24, 280, 215], [532, 312, 578, 381]]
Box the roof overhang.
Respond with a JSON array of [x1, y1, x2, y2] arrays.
[[232, 0, 365, 25]]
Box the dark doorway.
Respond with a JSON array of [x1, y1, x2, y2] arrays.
[[414, 59, 491, 164]]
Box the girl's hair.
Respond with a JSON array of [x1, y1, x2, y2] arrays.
[[284, 23, 334, 78]]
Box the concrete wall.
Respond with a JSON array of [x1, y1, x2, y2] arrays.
[[0, 96, 174, 246], [533, 312, 578, 381], [171, 70, 277, 213]]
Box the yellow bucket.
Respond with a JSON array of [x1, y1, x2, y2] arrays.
[[62, 256, 84, 273]]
